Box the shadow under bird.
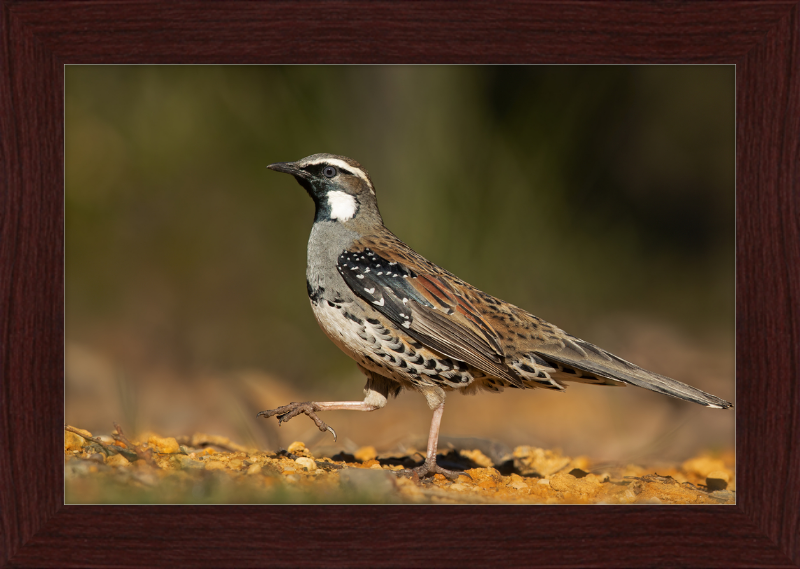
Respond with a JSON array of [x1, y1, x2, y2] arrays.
[[258, 153, 733, 479]]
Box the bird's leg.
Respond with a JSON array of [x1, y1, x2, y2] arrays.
[[398, 401, 463, 480], [257, 368, 391, 442], [256, 400, 383, 442]]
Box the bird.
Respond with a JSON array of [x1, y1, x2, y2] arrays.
[[257, 153, 733, 479]]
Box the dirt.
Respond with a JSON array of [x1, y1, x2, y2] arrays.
[[64, 425, 735, 505]]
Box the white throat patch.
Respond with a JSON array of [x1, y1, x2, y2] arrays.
[[327, 191, 358, 222]]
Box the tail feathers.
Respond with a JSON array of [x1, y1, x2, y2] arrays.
[[533, 349, 733, 409]]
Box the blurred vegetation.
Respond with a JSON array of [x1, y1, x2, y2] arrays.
[[66, 66, 734, 393]]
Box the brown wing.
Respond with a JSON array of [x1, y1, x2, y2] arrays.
[[336, 239, 521, 384]]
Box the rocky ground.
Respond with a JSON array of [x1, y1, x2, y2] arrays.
[[65, 425, 735, 505]]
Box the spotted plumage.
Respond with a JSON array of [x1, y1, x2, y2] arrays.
[[258, 153, 733, 479]]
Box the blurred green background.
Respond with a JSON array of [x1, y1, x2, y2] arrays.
[[66, 66, 734, 462]]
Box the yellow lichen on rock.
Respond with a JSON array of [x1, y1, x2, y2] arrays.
[[295, 457, 317, 472], [65, 430, 90, 451], [105, 454, 130, 467], [354, 446, 377, 462], [550, 471, 602, 500], [64, 427, 735, 505], [459, 448, 494, 468], [287, 441, 311, 457], [148, 435, 180, 454], [512, 446, 571, 477]]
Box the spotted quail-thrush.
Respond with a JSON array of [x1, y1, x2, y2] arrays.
[[258, 153, 733, 479]]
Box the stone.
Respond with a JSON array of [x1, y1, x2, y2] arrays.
[[550, 472, 602, 497], [295, 457, 317, 472], [339, 467, 396, 498], [512, 446, 571, 477], [682, 456, 726, 478], [65, 431, 88, 451], [287, 441, 311, 457], [204, 460, 226, 471], [175, 455, 205, 469], [148, 435, 180, 454], [354, 446, 377, 462], [709, 490, 733, 502], [706, 470, 729, 491], [459, 449, 494, 468], [105, 454, 130, 467], [637, 497, 662, 504]]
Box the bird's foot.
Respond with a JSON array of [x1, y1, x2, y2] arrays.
[[256, 402, 337, 441], [397, 459, 465, 481]]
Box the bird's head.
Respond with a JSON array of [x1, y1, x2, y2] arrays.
[[268, 153, 382, 226]]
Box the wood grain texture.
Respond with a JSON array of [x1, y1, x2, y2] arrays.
[[1, 1, 798, 567]]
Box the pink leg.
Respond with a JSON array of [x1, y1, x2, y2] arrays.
[[257, 399, 383, 441], [399, 401, 464, 480]]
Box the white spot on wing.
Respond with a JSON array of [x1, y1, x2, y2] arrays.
[[327, 191, 358, 221], [373, 298, 385, 306], [364, 287, 375, 294]]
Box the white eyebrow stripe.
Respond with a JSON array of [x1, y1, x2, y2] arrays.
[[299, 158, 375, 195]]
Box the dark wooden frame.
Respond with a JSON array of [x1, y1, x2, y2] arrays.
[[1, 1, 798, 567]]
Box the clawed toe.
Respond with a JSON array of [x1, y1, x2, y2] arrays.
[[397, 460, 465, 481], [256, 402, 336, 440]]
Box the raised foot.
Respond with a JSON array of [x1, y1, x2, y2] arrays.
[[256, 402, 337, 441], [396, 460, 467, 481]]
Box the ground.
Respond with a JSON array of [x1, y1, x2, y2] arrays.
[[64, 425, 734, 505]]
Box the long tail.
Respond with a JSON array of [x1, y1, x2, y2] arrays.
[[531, 336, 733, 408]]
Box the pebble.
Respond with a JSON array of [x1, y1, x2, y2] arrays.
[[204, 460, 226, 471], [550, 472, 601, 496], [512, 446, 571, 477], [295, 457, 317, 472], [105, 454, 130, 467], [508, 480, 528, 491], [354, 446, 377, 462], [148, 435, 180, 454], [64, 431, 88, 451], [617, 487, 637, 504], [175, 455, 205, 469], [287, 441, 310, 457], [460, 449, 494, 468], [638, 497, 662, 504], [706, 470, 729, 491], [710, 490, 733, 501], [682, 456, 726, 478], [339, 467, 396, 497], [246, 464, 262, 475]]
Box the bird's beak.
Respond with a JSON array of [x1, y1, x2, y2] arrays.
[[267, 161, 308, 178]]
